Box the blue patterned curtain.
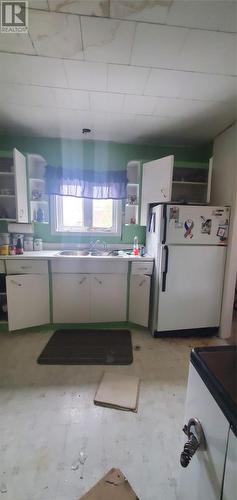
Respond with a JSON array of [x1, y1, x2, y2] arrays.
[[45, 166, 127, 200]]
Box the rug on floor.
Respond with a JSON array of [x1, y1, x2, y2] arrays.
[[37, 329, 133, 365]]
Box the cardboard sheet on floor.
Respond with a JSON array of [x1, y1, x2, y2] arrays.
[[79, 468, 139, 499], [94, 371, 140, 412]]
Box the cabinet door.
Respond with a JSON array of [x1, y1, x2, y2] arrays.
[[6, 274, 50, 331], [52, 274, 90, 323], [91, 274, 127, 322], [222, 429, 237, 500], [13, 148, 29, 223], [141, 155, 174, 225], [129, 274, 150, 327], [179, 364, 230, 500]]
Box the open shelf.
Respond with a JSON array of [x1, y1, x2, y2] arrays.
[[0, 195, 15, 198], [28, 154, 49, 224], [172, 181, 208, 186]]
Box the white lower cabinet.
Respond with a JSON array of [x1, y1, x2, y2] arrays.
[[52, 273, 127, 323], [52, 274, 90, 323], [129, 274, 151, 327], [91, 274, 127, 322], [6, 274, 50, 331], [179, 364, 230, 500]]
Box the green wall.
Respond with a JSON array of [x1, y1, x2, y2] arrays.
[[0, 135, 213, 245]]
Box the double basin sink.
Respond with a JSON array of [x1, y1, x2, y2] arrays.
[[57, 250, 120, 257]]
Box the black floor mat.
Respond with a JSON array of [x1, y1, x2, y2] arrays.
[[37, 329, 133, 365]]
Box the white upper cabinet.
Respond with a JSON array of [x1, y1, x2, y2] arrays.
[[141, 155, 174, 225], [13, 148, 29, 223], [141, 155, 213, 225]]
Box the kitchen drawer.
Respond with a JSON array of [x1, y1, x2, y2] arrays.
[[6, 259, 48, 275], [51, 259, 128, 274], [131, 261, 153, 275], [0, 260, 5, 273]]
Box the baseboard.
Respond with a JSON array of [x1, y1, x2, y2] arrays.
[[153, 327, 219, 338]]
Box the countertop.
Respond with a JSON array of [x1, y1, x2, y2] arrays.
[[191, 346, 237, 436], [0, 251, 154, 262]]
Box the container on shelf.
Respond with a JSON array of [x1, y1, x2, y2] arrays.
[[24, 236, 34, 252], [34, 238, 43, 251]]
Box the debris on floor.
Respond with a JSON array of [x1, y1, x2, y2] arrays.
[[134, 345, 141, 351], [71, 450, 87, 479], [79, 468, 139, 499], [94, 372, 140, 412]]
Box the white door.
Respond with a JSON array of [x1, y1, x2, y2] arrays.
[[222, 429, 237, 500], [13, 148, 29, 223], [141, 155, 174, 225], [165, 205, 230, 245], [179, 364, 229, 500], [52, 274, 90, 323], [91, 274, 127, 322], [6, 274, 50, 331], [157, 245, 226, 332], [129, 274, 150, 327]]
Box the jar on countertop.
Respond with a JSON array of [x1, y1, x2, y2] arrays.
[[0, 233, 10, 255], [33, 238, 43, 251], [24, 236, 34, 252]]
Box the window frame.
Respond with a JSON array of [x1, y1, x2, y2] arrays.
[[50, 195, 122, 237]]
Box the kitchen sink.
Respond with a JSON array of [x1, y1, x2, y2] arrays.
[[58, 250, 90, 256], [57, 249, 122, 257]]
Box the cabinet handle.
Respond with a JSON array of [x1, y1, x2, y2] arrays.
[[10, 280, 22, 287], [139, 279, 146, 287], [180, 418, 205, 468], [94, 277, 102, 285], [20, 266, 32, 270], [161, 188, 167, 199], [78, 277, 86, 285]]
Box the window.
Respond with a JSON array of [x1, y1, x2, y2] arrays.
[[51, 195, 122, 236]]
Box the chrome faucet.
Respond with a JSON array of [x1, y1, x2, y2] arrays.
[[89, 240, 107, 252]]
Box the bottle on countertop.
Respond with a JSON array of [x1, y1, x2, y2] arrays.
[[16, 237, 23, 255], [140, 245, 146, 257], [133, 236, 139, 256]]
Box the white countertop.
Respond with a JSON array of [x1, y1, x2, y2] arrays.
[[0, 251, 153, 262]]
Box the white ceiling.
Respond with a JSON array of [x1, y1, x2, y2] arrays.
[[0, 0, 236, 144]]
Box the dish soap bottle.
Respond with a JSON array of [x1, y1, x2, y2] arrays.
[[133, 236, 139, 256]]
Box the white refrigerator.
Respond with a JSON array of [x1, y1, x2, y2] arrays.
[[147, 204, 230, 337]]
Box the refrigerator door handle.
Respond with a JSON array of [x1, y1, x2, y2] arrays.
[[162, 245, 169, 292], [162, 205, 167, 244]]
